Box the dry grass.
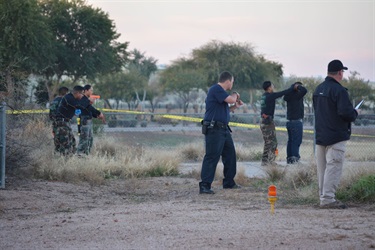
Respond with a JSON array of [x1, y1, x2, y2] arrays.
[[5, 118, 375, 203], [6, 117, 52, 173], [263, 164, 287, 182], [177, 142, 203, 162], [28, 135, 182, 185], [174, 141, 264, 162], [345, 141, 375, 161], [7, 119, 184, 185], [284, 162, 317, 189], [235, 143, 263, 161], [341, 164, 375, 185]]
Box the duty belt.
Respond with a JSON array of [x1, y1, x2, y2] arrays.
[[202, 120, 228, 129]]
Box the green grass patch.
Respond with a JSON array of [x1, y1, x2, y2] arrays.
[[337, 174, 375, 202]]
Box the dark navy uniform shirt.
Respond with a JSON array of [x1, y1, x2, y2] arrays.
[[203, 84, 230, 124]]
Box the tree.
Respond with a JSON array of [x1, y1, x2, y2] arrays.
[[146, 72, 164, 113], [160, 60, 206, 113], [0, 0, 54, 108], [95, 72, 129, 109], [126, 49, 158, 110], [94, 49, 158, 110], [342, 71, 375, 111], [161, 40, 283, 113], [39, 0, 129, 101]]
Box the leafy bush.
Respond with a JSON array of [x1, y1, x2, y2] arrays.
[[337, 175, 375, 202]]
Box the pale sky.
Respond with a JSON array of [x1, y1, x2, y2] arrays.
[[87, 0, 375, 82]]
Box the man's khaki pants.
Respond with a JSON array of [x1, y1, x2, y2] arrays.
[[315, 141, 347, 205]]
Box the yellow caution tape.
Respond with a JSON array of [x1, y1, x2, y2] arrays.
[[5, 108, 375, 138], [6, 109, 48, 114]]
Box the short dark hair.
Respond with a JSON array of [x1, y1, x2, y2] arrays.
[[262, 81, 272, 90], [84, 84, 92, 91], [58, 86, 69, 96], [72, 85, 84, 94], [218, 71, 233, 83]]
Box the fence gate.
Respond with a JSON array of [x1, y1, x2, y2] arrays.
[[0, 102, 5, 188]]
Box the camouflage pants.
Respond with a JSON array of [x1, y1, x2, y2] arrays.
[[77, 120, 93, 155], [54, 121, 76, 156], [260, 121, 278, 165], [52, 122, 59, 152]]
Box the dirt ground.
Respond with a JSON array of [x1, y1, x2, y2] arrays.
[[1, 175, 374, 250]]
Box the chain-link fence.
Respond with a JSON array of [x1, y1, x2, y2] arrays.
[[99, 111, 375, 163], [0, 102, 6, 188], [4, 108, 375, 168]]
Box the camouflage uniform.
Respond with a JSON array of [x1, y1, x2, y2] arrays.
[[49, 96, 63, 152], [54, 121, 76, 156], [260, 120, 277, 165], [77, 117, 93, 155]]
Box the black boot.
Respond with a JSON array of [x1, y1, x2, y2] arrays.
[[199, 182, 214, 194]]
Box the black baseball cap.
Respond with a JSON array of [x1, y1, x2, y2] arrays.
[[328, 60, 348, 72]]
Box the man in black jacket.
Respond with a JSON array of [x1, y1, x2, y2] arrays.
[[313, 59, 358, 209], [283, 82, 307, 164], [55, 85, 90, 156]]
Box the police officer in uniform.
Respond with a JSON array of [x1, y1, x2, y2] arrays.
[[199, 71, 243, 194]]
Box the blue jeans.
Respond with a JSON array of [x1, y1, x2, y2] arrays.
[[200, 127, 237, 189], [286, 120, 303, 163]]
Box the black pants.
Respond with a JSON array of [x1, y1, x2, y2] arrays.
[[200, 126, 237, 189]]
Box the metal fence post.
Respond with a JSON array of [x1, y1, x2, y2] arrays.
[[0, 102, 6, 189]]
